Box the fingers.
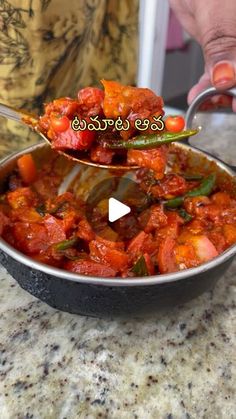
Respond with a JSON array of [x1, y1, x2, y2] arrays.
[[189, 0, 236, 100], [188, 71, 236, 112]]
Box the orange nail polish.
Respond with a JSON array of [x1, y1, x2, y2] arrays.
[[212, 62, 235, 87]]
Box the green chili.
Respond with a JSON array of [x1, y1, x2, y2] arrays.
[[55, 237, 78, 251], [101, 129, 198, 150], [132, 255, 149, 276], [187, 173, 216, 197], [183, 174, 204, 181], [165, 173, 216, 209], [165, 196, 184, 209]]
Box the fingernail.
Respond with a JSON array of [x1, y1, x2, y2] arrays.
[[212, 61, 235, 87]]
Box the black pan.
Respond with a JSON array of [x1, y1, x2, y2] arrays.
[[0, 88, 236, 317]]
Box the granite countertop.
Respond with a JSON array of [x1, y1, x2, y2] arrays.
[[0, 113, 236, 419]]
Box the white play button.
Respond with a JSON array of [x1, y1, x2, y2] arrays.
[[86, 177, 148, 241], [108, 197, 131, 222]]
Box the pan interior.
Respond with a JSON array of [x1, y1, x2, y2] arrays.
[[0, 142, 235, 286]]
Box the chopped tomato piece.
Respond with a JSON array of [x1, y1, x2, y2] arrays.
[[151, 174, 187, 199], [220, 207, 236, 223], [17, 154, 37, 184], [194, 204, 221, 223], [127, 231, 149, 258], [7, 187, 37, 209], [223, 224, 236, 246], [77, 87, 104, 116], [157, 212, 184, 242], [65, 259, 117, 277], [143, 253, 155, 275], [12, 222, 49, 254], [89, 240, 129, 272], [183, 196, 210, 215], [184, 219, 206, 235], [101, 80, 163, 120], [32, 251, 63, 268], [44, 97, 79, 118], [211, 192, 231, 207], [127, 147, 167, 179], [77, 218, 95, 242], [11, 208, 42, 223], [175, 244, 198, 269], [157, 237, 177, 274], [94, 235, 124, 250], [60, 211, 78, 233], [90, 145, 114, 164], [44, 215, 66, 244], [51, 126, 96, 151], [207, 229, 227, 253], [45, 195, 82, 232], [138, 204, 167, 233]]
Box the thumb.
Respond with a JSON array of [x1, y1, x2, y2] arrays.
[[200, 22, 236, 90], [200, 34, 236, 110], [211, 60, 236, 90]]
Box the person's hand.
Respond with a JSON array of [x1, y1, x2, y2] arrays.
[[169, 0, 236, 110]]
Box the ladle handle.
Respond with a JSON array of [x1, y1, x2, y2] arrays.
[[185, 87, 236, 172], [0, 103, 38, 125]]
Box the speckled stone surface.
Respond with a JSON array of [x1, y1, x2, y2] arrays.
[[0, 113, 236, 419], [0, 263, 235, 419]]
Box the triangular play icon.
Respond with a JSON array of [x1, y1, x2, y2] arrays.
[[108, 197, 131, 222]]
